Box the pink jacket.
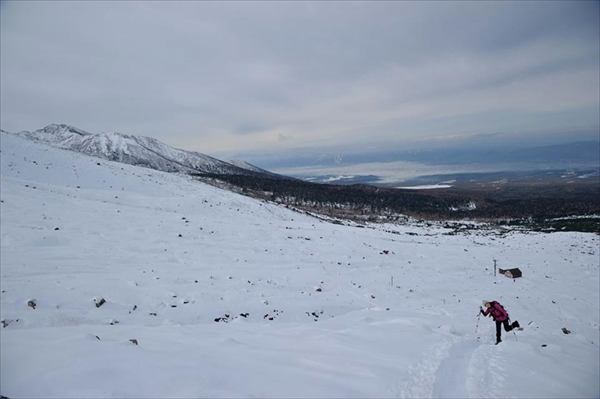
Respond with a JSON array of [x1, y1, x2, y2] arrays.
[[483, 301, 508, 322]]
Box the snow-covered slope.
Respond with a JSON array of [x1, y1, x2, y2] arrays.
[[1, 133, 599, 398], [229, 159, 285, 178], [11, 124, 257, 175]]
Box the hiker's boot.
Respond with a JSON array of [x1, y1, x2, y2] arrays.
[[495, 338, 502, 345], [512, 321, 520, 329]]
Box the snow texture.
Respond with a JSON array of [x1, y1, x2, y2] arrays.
[[1, 132, 599, 398]]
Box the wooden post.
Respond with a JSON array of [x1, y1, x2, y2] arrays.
[[391, 276, 394, 287], [494, 260, 497, 276]]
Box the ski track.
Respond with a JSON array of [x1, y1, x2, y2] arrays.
[[432, 339, 480, 398]]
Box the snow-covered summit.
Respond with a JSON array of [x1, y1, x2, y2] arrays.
[[7, 124, 260, 176], [26, 123, 92, 137]]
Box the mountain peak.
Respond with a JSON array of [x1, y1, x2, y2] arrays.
[[40, 123, 92, 136], [14, 124, 271, 177]]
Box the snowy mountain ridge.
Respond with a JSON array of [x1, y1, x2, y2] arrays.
[[7, 124, 259, 176], [228, 159, 285, 178]]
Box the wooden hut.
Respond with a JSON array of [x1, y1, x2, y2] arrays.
[[498, 268, 522, 278]]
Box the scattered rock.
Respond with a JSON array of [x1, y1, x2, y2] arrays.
[[1, 319, 14, 328], [27, 299, 37, 309], [562, 327, 571, 334], [95, 298, 106, 308], [149, 312, 157, 316], [109, 319, 119, 325], [541, 344, 548, 347], [240, 313, 249, 318], [95, 335, 100, 340], [215, 313, 235, 323], [315, 287, 322, 292], [129, 339, 138, 345], [54, 227, 60, 231]]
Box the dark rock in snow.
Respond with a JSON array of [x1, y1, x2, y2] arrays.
[[95, 298, 106, 308], [27, 299, 37, 309], [129, 339, 138, 345]]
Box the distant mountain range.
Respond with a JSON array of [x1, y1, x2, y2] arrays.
[[243, 141, 600, 170], [1, 124, 280, 178]]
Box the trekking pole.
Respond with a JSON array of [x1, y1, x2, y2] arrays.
[[475, 308, 482, 334]]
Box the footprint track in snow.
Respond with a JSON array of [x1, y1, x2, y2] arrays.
[[432, 339, 480, 398]]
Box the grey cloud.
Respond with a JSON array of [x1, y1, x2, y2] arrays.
[[234, 123, 269, 135], [1, 1, 598, 156]]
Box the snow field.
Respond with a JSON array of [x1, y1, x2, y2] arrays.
[[1, 133, 599, 398]]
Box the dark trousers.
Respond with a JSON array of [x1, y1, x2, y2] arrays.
[[496, 319, 513, 342]]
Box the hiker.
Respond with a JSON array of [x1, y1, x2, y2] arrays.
[[480, 300, 520, 344]]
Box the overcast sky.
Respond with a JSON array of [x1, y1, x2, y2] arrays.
[[1, 1, 599, 160]]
